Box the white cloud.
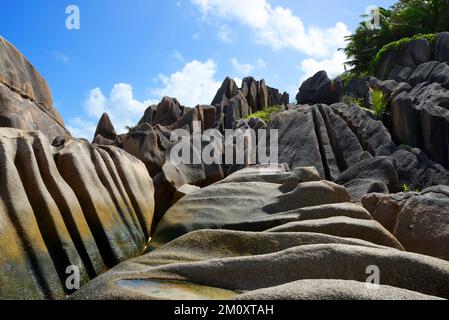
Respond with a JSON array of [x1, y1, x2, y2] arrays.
[[150, 59, 221, 107], [68, 59, 222, 139], [233, 77, 243, 87], [191, 0, 350, 58], [67, 117, 97, 141], [217, 24, 235, 43], [230, 58, 267, 76], [299, 50, 347, 83], [192, 0, 350, 86], [230, 58, 255, 75], [256, 58, 266, 69], [193, 0, 270, 29], [71, 83, 156, 139]]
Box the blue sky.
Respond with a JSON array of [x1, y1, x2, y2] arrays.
[[0, 0, 395, 139]]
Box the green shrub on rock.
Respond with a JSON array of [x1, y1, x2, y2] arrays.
[[370, 33, 437, 74], [245, 105, 282, 124], [371, 89, 388, 119]]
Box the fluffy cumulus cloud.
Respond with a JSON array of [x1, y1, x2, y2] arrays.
[[299, 50, 348, 83], [192, 0, 350, 80], [68, 59, 221, 140], [150, 59, 221, 107], [230, 58, 267, 77], [230, 58, 255, 75], [192, 0, 349, 56], [68, 83, 155, 140]]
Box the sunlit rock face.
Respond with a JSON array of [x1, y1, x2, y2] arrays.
[[0, 36, 70, 141], [72, 166, 449, 300], [0, 128, 155, 299]]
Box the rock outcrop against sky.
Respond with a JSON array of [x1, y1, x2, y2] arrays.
[[1, 31, 449, 301], [0, 37, 69, 141]]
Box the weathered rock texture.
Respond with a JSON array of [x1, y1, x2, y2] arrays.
[[362, 186, 449, 261], [92, 77, 288, 219], [263, 103, 441, 199], [296, 71, 343, 105], [376, 33, 449, 84], [391, 82, 449, 169], [72, 166, 449, 300], [0, 128, 154, 300], [0, 36, 69, 141], [212, 77, 289, 130]]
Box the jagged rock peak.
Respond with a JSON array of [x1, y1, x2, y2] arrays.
[[138, 96, 185, 127], [296, 70, 343, 105], [213, 76, 289, 110], [93, 112, 117, 142]]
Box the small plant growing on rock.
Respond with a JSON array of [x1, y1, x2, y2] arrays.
[[402, 184, 422, 193], [342, 95, 366, 109], [245, 105, 282, 124], [371, 88, 388, 120], [402, 184, 412, 193]]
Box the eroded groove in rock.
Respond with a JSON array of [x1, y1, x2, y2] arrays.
[[391, 83, 449, 169], [100, 146, 154, 240], [269, 109, 326, 178], [311, 105, 340, 180], [91, 147, 144, 250], [32, 133, 103, 279], [13, 135, 89, 294], [54, 138, 150, 267], [331, 103, 396, 157], [0, 132, 65, 299], [266, 217, 404, 249], [0, 128, 154, 299], [317, 105, 364, 171]]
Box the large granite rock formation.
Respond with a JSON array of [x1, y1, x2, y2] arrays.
[[114, 103, 225, 222], [3, 35, 449, 301], [0, 128, 154, 300], [391, 82, 449, 169], [376, 38, 431, 80], [296, 71, 343, 105], [211, 77, 289, 130], [92, 77, 289, 219], [435, 32, 449, 63], [374, 33, 449, 82], [287, 75, 449, 198], [362, 186, 449, 261], [392, 145, 449, 190], [0, 36, 69, 141], [71, 166, 449, 300]]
